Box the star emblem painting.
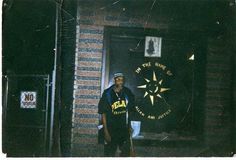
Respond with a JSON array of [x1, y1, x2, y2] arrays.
[[137, 71, 170, 106], [134, 62, 173, 120]]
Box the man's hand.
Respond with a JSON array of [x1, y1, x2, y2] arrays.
[[102, 113, 111, 142], [104, 130, 111, 142], [129, 127, 133, 134]]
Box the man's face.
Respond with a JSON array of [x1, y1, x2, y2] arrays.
[[114, 76, 124, 89]]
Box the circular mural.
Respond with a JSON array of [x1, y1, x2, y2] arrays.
[[134, 61, 173, 120]]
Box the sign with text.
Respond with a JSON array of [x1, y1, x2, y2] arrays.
[[20, 91, 37, 109]]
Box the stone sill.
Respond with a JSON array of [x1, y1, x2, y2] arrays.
[[133, 132, 201, 147]]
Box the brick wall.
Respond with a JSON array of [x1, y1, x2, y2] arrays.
[[71, 24, 104, 156], [71, 1, 235, 156]]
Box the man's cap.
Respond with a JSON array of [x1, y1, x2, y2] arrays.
[[114, 72, 124, 79]]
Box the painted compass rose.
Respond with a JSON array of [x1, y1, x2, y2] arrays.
[[137, 71, 170, 106], [135, 62, 173, 120]]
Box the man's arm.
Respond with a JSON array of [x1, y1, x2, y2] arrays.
[[98, 91, 111, 142], [102, 113, 111, 142]]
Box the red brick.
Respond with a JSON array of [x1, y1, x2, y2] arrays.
[[73, 128, 97, 135], [79, 33, 103, 40], [74, 108, 98, 114], [77, 61, 102, 68], [74, 89, 100, 96], [72, 137, 97, 144], [74, 99, 99, 105], [80, 24, 104, 30], [75, 118, 99, 124], [75, 70, 101, 77], [78, 43, 103, 50], [74, 80, 100, 86], [77, 53, 102, 58]]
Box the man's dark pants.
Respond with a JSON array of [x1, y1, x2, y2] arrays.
[[104, 129, 130, 157]]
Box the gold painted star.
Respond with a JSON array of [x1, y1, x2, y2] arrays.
[[137, 71, 170, 106]]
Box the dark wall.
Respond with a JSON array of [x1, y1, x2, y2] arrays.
[[2, 0, 56, 156], [58, 0, 77, 156], [2, 0, 55, 75], [2, 0, 77, 156]]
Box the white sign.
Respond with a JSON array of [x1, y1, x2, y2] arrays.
[[20, 91, 37, 109], [145, 36, 162, 57]]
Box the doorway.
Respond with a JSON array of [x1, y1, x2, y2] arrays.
[[102, 27, 206, 144]]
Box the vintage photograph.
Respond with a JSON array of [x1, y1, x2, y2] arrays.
[[1, 0, 236, 157]]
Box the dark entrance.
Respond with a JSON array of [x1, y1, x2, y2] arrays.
[[103, 27, 206, 145]]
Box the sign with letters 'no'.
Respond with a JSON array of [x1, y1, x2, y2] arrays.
[[20, 91, 37, 109]]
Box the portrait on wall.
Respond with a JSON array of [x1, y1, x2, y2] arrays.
[[144, 36, 162, 57]]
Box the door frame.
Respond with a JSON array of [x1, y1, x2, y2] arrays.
[[101, 26, 207, 147]]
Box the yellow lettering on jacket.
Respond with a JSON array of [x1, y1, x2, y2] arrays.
[[111, 100, 126, 111]]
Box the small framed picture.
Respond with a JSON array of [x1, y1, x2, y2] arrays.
[[145, 36, 162, 57]]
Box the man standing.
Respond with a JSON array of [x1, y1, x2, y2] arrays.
[[98, 73, 135, 157]]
